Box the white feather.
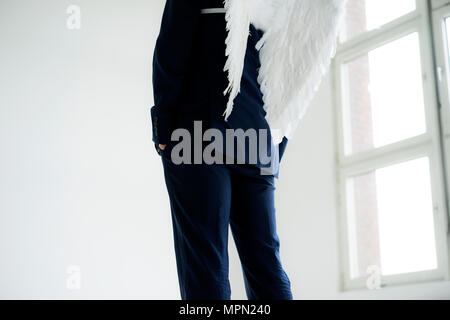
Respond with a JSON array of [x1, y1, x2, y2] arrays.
[[222, 0, 252, 120]]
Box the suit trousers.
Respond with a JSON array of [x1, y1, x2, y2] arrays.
[[158, 146, 293, 300]]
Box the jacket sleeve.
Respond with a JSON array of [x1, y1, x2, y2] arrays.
[[151, 0, 201, 145]]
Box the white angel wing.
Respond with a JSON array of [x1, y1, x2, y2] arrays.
[[223, 0, 347, 144], [256, 0, 347, 143]]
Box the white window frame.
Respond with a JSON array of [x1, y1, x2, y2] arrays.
[[333, 0, 450, 291], [431, 0, 450, 231]]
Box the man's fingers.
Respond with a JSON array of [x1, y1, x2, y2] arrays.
[[158, 144, 166, 150]]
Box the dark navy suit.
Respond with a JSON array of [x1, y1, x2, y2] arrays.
[[151, 0, 292, 300]]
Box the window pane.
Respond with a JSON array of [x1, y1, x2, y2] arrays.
[[346, 157, 438, 279], [341, 0, 416, 42], [342, 33, 426, 156]]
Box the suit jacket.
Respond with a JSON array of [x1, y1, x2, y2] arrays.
[[151, 0, 288, 175]]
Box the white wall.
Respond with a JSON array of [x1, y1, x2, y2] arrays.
[[0, 0, 449, 300], [0, 0, 179, 299]]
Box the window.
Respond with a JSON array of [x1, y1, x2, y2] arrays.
[[341, 0, 417, 41], [346, 157, 438, 279], [334, 0, 449, 290], [341, 32, 426, 155]]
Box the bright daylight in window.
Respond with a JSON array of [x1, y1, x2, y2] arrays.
[[335, 0, 448, 289]]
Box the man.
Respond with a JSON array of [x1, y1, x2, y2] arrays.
[[150, 0, 346, 300]]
